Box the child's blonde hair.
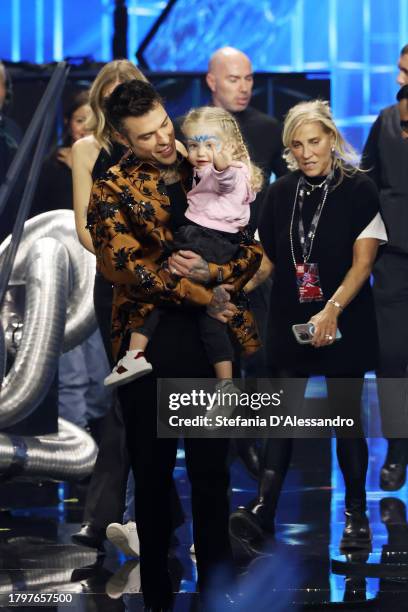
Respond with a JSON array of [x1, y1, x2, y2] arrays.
[[87, 60, 147, 152], [181, 106, 263, 192]]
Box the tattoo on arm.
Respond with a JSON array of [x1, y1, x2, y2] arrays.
[[207, 285, 229, 315], [189, 257, 211, 283], [159, 165, 181, 185]]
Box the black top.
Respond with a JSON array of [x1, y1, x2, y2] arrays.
[[361, 104, 408, 254], [92, 142, 126, 181], [31, 142, 127, 219], [259, 170, 380, 375], [232, 107, 286, 180], [31, 154, 73, 217], [0, 115, 22, 182]]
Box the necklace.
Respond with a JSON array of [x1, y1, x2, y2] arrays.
[[289, 177, 330, 266], [303, 176, 330, 196]]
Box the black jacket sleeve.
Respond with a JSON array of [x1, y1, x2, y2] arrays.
[[360, 114, 382, 188]]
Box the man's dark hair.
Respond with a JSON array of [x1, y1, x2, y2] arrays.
[[401, 44, 408, 56], [105, 79, 163, 134]]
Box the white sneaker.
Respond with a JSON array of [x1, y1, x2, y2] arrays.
[[105, 559, 141, 599], [106, 521, 140, 557], [104, 351, 152, 388]]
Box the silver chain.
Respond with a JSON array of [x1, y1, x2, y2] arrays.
[[289, 178, 329, 268], [303, 177, 328, 193]]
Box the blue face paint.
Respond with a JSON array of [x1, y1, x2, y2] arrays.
[[188, 134, 217, 143], [187, 134, 222, 151]]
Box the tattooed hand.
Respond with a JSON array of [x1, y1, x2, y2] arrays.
[[207, 284, 236, 322], [168, 250, 211, 283]]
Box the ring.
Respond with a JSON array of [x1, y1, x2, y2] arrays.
[[325, 334, 333, 340]]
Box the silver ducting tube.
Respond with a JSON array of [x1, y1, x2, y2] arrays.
[[0, 321, 5, 385], [0, 417, 97, 481], [0, 210, 97, 352], [0, 570, 88, 595], [0, 237, 69, 427], [0, 210, 99, 481]]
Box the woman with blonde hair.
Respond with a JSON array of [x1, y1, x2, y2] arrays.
[[230, 99, 387, 551], [70, 60, 184, 557], [72, 59, 147, 253]]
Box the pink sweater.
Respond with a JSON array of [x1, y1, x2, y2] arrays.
[[184, 162, 255, 233]]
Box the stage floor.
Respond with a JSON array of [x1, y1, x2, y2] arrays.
[[1, 382, 408, 611]]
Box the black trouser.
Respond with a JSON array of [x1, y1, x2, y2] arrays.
[[138, 308, 234, 365], [119, 310, 233, 607], [262, 369, 368, 511], [373, 251, 408, 453], [83, 273, 183, 530]]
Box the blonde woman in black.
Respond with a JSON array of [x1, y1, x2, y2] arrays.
[[231, 100, 387, 551]]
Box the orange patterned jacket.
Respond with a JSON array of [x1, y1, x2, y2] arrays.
[[86, 151, 263, 361]]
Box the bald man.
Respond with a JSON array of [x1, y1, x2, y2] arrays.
[[206, 47, 286, 229]]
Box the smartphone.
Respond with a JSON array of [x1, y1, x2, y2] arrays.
[[292, 323, 342, 344]]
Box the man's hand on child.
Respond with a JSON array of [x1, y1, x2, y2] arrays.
[[207, 284, 236, 322], [168, 250, 211, 282]]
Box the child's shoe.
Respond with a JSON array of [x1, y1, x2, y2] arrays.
[[104, 351, 152, 388]]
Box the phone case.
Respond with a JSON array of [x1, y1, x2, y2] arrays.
[[292, 323, 342, 344], [292, 323, 315, 344]]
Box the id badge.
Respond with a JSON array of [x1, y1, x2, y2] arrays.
[[295, 262, 324, 303]]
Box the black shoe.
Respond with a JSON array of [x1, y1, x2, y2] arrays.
[[230, 507, 269, 543], [71, 523, 106, 550], [230, 469, 281, 542], [380, 463, 407, 491], [380, 497, 407, 525], [340, 511, 372, 551]]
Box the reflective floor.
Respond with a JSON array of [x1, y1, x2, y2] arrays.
[[1, 380, 408, 611]]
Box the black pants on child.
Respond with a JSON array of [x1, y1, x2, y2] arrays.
[[138, 307, 234, 365]]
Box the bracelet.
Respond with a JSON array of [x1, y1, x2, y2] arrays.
[[327, 298, 343, 312]]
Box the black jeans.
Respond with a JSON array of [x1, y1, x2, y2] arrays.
[[262, 369, 368, 512], [119, 309, 233, 607]]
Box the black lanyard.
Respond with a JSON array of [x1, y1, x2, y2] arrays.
[[289, 174, 332, 266]]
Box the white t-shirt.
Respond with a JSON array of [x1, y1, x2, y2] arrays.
[[356, 212, 387, 243]]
